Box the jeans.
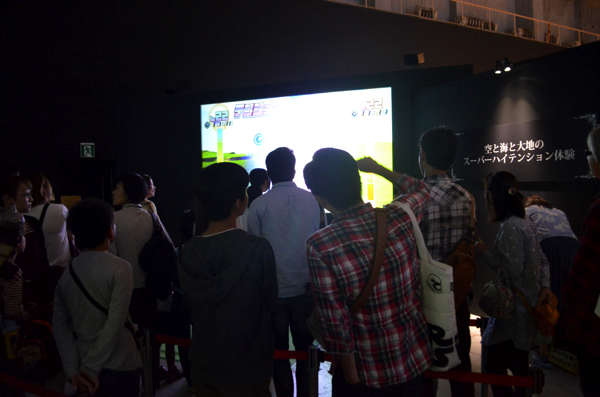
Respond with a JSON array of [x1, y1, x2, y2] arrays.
[[272, 290, 314, 397], [483, 340, 529, 397], [332, 365, 426, 397], [449, 300, 475, 397], [95, 368, 140, 397], [192, 375, 271, 397]]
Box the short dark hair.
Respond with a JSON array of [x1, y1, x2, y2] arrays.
[[67, 198, 115, 250], [419, 126, 459, 171], [304, 148, 362, 211], [179, 209, 195, 241], [194, 163, 249, 222], [247, 168, 269, 208], [265, 147, 295, 183], [484, 171, 525, 222], [117, 173, 148, 204]]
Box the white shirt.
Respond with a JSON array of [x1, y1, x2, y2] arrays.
[[28, 203, 72, 267], [247, 181, 321, 298], [109, 204, 154, 289]]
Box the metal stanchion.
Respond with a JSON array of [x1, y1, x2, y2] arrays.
[[143, 328, 153, 397], [528, 366, 544, 396], [308, 346, 320, 397], [479, 317, 489, 397]]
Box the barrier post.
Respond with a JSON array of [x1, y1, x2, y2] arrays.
[[528, 366, 544, 396], [308, 346, 320, 397], [143, 328, 153, 397], [479, 317, 489, 397]]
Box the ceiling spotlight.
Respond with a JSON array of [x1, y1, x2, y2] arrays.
[[502, 57, 512, 72], [495, 60, 502, 74]]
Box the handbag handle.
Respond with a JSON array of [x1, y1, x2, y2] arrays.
[[349, 208, 388, 314], [393, 202, 433, 265]]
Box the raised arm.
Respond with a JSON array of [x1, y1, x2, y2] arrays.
[[356, 157, 402, 185]]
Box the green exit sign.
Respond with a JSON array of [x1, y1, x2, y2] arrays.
[[80, 143, 95, 158]]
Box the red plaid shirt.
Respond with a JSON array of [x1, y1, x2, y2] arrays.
[[306, 174, 432, 388], [562, 195, 600, 355]]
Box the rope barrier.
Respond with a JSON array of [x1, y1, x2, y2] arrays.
[[424, 369, 534, 388], [153, 333, 539, 389], [0, 320, 533, 397]]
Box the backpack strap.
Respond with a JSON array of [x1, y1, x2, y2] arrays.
[[39, 203, 51, 227], [69, 264, 137, 338], [69, 264, 109, 315], [349, 208, 388, 314]]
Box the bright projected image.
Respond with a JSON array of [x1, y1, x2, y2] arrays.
[[201, 87, 393, 208]]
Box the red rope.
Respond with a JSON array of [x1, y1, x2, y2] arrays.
[[425, 370, 535, 388], [154, 333, 536, 388], [154, 333, 191, 347], [0, 373, 69, 397]]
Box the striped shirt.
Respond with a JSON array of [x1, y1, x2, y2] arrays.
[[419, 174, 474, 262], [306, 174, 431, 388]]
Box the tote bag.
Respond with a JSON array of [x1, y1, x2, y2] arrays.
[[394, 202, 460, 372]]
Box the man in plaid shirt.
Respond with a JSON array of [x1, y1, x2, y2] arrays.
[[304, 148, 431, 396], [418, 126, 475, 397]]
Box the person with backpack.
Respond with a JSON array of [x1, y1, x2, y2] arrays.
[[27, 173, 72, 268], [54, 198, 141, 397], [109, 173, 169, 391]]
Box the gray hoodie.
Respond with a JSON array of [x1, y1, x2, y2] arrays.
[[178, 228, 277, 387]]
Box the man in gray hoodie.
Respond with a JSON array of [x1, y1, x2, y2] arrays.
[[178, 162, 278, 397]]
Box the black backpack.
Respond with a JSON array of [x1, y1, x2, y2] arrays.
[[138, 213, 177, 300]]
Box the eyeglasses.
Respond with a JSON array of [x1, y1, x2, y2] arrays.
[[16, 192, 32, 198], [584, 149, 593, 158]]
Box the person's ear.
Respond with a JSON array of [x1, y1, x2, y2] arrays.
[[107, 224, 116, 243], [232, 197, 247, 217], [313, 194, 333, 212], [420, 149, 429, 167]]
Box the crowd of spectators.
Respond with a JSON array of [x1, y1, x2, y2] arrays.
[[0, 126, 599, 397]]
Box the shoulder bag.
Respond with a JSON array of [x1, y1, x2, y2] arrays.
[[307, 208, 388, 347], [514, 288, 559, 338], [444, 192, 477, 309], [69, 264, 138, 342], [395, 202, 460, 372], [138, 213, 177, 300], [479, 265, 515, 319]]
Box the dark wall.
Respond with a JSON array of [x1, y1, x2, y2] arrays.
[[411, 42, 600, 314], [1, 1, 560, 175], [0, 0, 565, 241]]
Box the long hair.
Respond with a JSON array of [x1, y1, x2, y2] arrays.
[[484, 171, 525, 222]]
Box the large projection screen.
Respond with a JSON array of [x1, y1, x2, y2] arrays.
[[201, 87, 393, 208]]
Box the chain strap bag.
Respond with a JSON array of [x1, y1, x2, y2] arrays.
[[394, 202, 460, 372], [479, 265, 515, 319]]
